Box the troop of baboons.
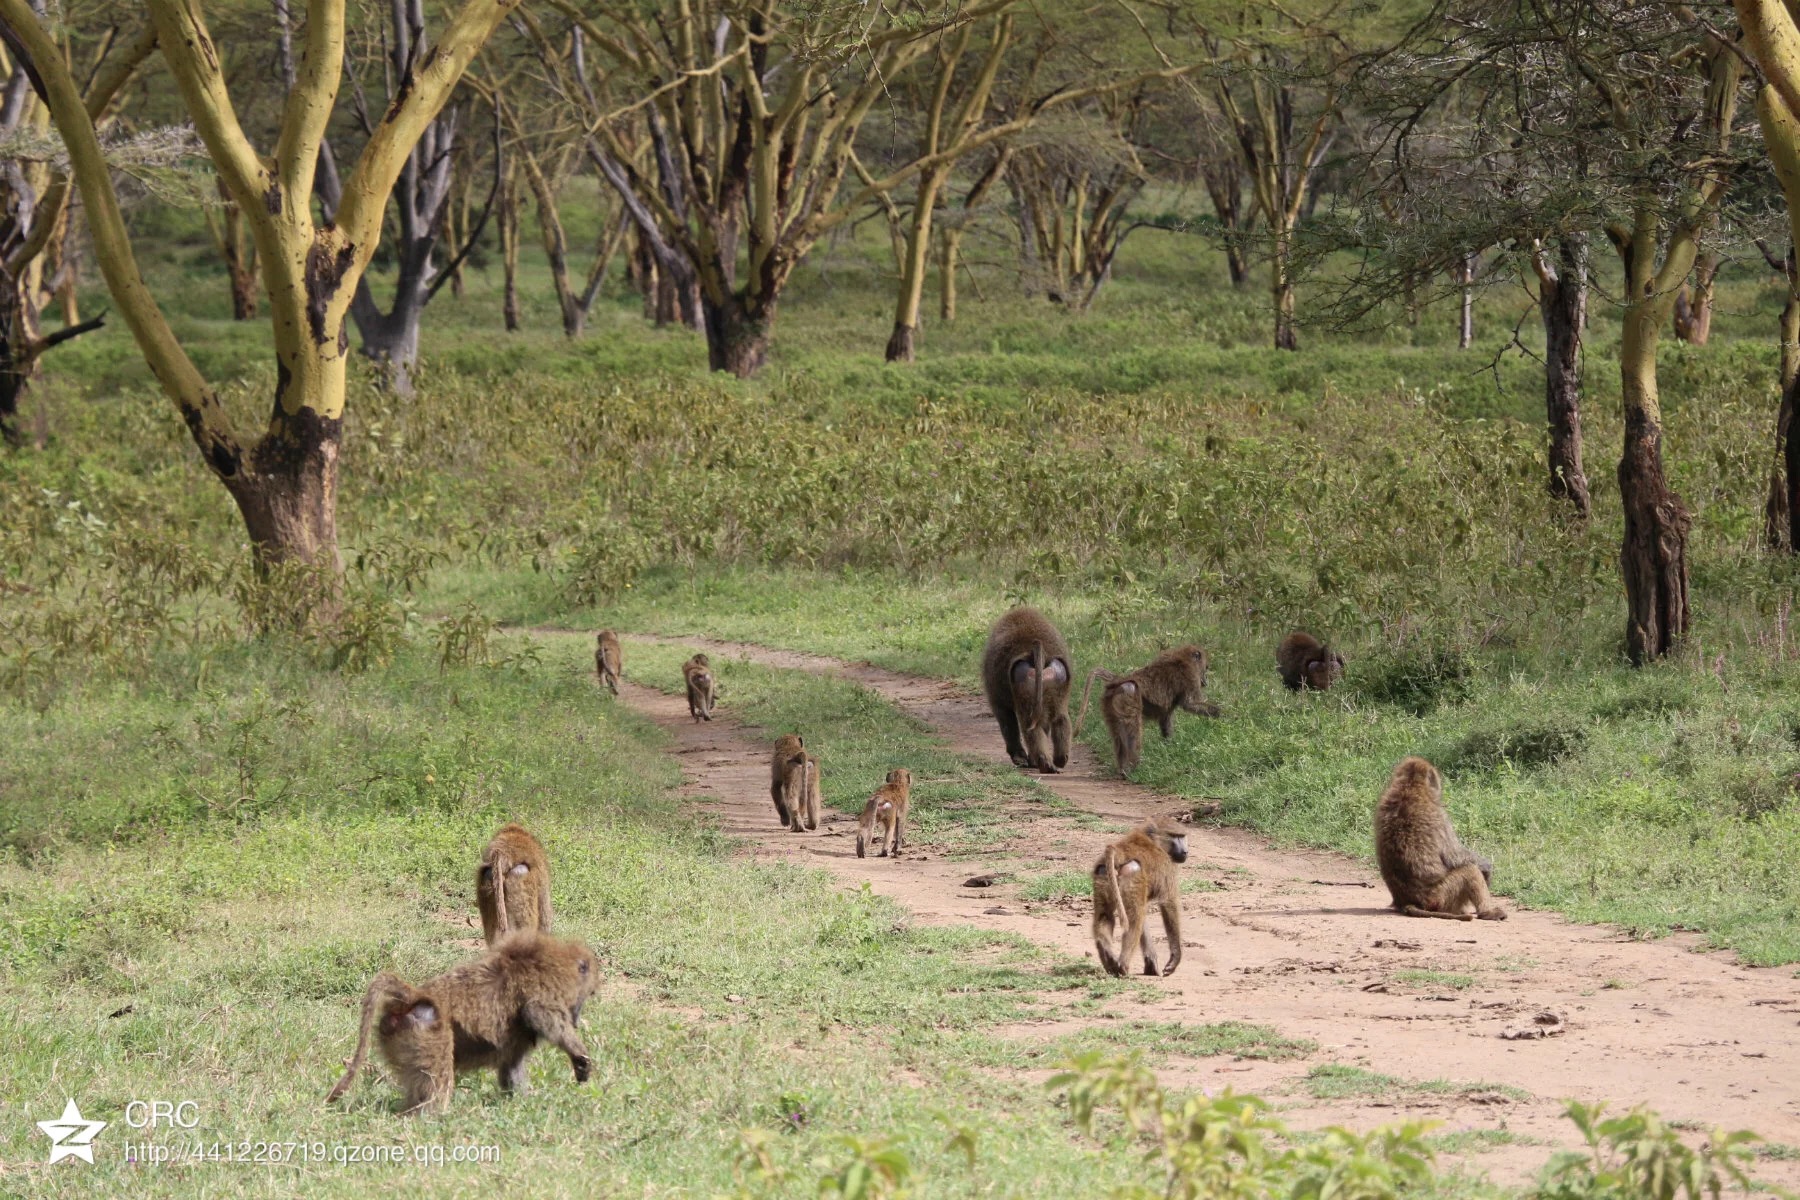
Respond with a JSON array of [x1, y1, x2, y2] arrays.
[[324, 617, 1499, 1114], [328, 822, 600, 1115]]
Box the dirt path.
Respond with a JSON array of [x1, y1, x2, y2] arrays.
[[600, 632, 1800, 1190]]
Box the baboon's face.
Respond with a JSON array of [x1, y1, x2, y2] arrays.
[[1189, 650, 1208, 685], [1163, 832, 1189, 863]]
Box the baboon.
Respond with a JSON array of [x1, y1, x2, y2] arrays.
[[683, 653, 715, 722], [325, 933, 601, 1114], [476, 823, 553, 945], [1277, 632, 1345, 692], [980, 607, 1073, 772], [770, 734, 818, 832], [1133, 645, 1221, 738], [595, 631, 622, 695], [1374, 756, 1506, 921], [1075, 671, 1145, 776], [856, 768, 913, 858], [1091, 819, 1188, 977]]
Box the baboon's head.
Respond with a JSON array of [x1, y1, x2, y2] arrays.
[[1146, 819, 1188, 863], [885, 767, 912, 788], [1389, 756, 1442, 799]]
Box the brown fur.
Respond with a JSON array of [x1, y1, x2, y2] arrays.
[[683, 653, 715, 722], [770, 734, 818, 832], [1091, 820, 1188, 977], [476, 823, 553, 945], [856, 768, 913, 858], [1132, 645, 1221, 738], [595, 631, 623, 695], [1076, 671, 1145, 776], [1277, 631, 1345, 692], [325, 933, 600, 1114], [980, 607, 1073, 772], [1374, 757, 1506, 922]]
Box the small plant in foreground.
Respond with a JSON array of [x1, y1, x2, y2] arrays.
[[1528, 1100, 1759, 1200], [1048, 1051, 1436, 1200]]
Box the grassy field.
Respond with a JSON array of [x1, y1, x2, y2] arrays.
[[3, 186, 1796, 1193]]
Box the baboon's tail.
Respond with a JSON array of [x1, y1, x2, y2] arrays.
[[1030, 640, 1046, 733], [326, 972, 410, 1102], [492, 851, 513, 937], [1074, 668, 1118, 737]]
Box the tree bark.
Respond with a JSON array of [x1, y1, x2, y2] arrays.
[[499, 167, 520, 332], [887, 167, 949, 363], [1539, 236, 1592, 518], [1273, 229, 1298, 351], [939, 227, 962, 321], [1457, 253, 1475, 349], [1672, 253, 1717, 344], [1617, 292, 1691, 665], [1767, 289, 1799, 550], [703, 296, 772, 378]]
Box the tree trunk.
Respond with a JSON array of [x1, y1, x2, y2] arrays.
[[1767, 290, 1799, 550], [0, 267, 42, 447], [888, 168, 948, 363], [1540, 236, 1592, 518], [704, 295, 772, 378], [228, 259, 258, 321], [1457, 253, 1475, 349], [1617, 302, 1691, 665], [499, 170, 520, 332], [1273, 229, 1298, 351], [224, 408, 343, 575], [939, 227, 962, 322], [350, 287, 423, 398], [1672, 253, 1718, 344]]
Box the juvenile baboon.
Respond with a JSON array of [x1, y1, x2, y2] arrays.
[[1091, 819, 1188, 977], [1277, 632, 1345, 692], [476, 823, 553, 945], [769, 734, 818, 832], [1099, 678, 1144, 776], [856, 768, 913, 858], [683, 653, 715, 722], [980, 607, 1073, 772], [1133, 645, 1221, 738], [595, 631, 623, 695], [1374, 756, 1506, 921], [325, 933, 601, 1114]]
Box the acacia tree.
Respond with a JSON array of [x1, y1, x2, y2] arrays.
[[314, 0, 493, 397], [0, 0, 516, 574], [1204, 12, 1346, 351], [548, 0, 1183, 376], [0, 15, 154, 442]]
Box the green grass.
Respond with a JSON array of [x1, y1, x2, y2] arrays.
[[1393, 969, 1479, 992], [1302, 1065, 1531, 1103], [0, 641, 1163, 1197], [1019, 870, 1094, 902]]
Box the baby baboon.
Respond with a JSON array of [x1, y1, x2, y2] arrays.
[[595, 631, 623, 695], [856, 768, 913, 858], [1091, 819, 1188, 977], [980, 607, 1073, 773], [476, 823, 553, 945], [325, 933, 601, 1114], [1133, 645, 1221, 739], [683, 653, 715, 722], [1277, 632, 1345, 692], [769, 734, 818, 832], [1374, 756, 1506, 921]]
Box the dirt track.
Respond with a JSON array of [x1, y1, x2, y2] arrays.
[[595, 632, 1800, 1190]]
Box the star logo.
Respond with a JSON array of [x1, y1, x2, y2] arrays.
[[37, 1099, 106, 1165]]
